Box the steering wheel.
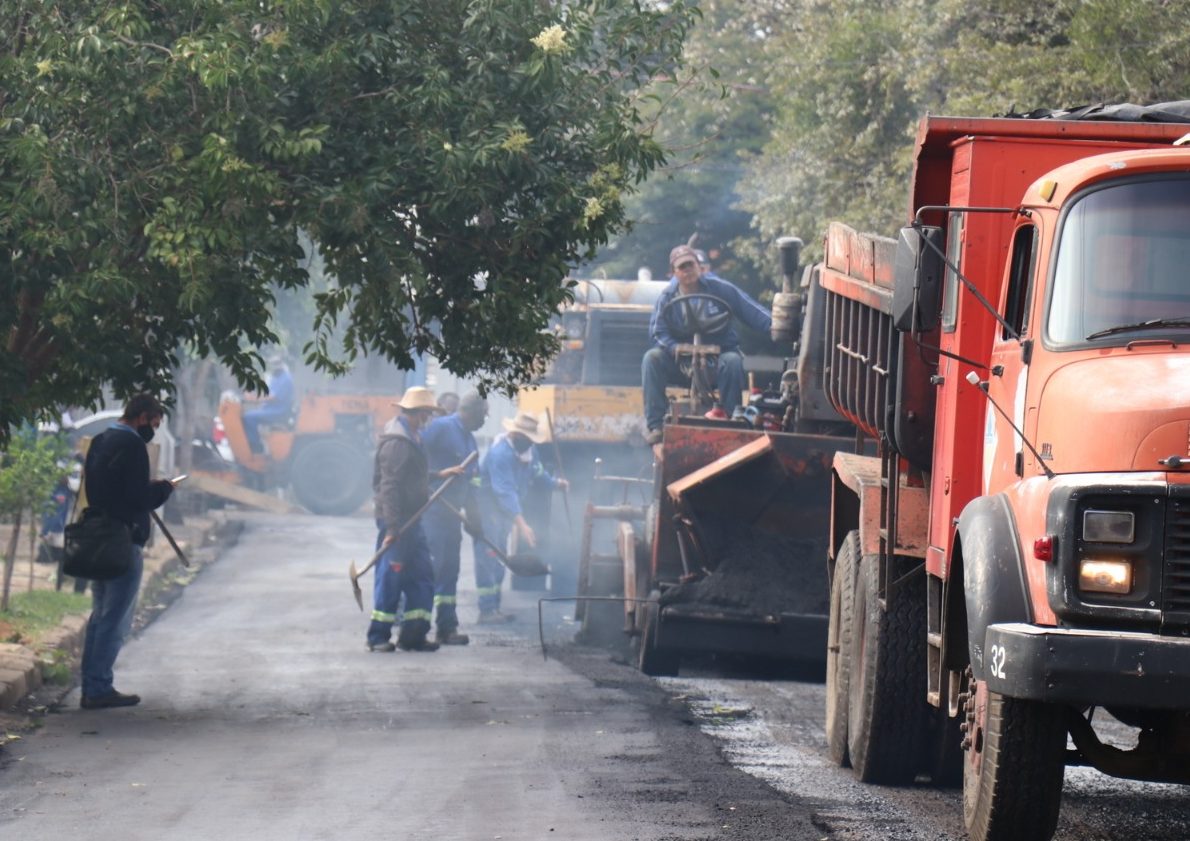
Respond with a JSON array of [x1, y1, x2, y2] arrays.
[[660, 293, 732, 341]]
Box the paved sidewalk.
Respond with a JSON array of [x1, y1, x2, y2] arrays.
[[0, 512, 238, 714]]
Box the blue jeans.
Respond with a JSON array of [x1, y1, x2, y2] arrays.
[[367, 519, 436, 647], [242, 405, 290, 453], [81, 544, 144, 698], [425, 506, 462, 633], [641, 346, 745, 431], [475, 496, 510, 613]]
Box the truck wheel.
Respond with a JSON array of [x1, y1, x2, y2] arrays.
[[962, 678, 1066, 841], [825, 529, 860, 767], [637, 597, 679, 677], [290, 437, 371, 516], [846, 552, 928, 784]]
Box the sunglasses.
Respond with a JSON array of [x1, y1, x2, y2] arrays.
[[675, 260, 697, 271]]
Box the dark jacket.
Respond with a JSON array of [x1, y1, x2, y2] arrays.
[[372, 417, 430, 531], [84, 423, 173, 546]]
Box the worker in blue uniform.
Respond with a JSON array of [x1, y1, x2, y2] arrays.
[[475, 411, 568, 623], [366, 387, 444, 653], [642, 244, 772, 444], [421, 392, 489, 645], [242, 354, 295, 453]]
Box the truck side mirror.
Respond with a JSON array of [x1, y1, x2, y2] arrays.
[[892, 225, 944, 333]]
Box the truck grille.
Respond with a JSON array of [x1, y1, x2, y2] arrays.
[[1162, 491, 1190, 630], [585, 312, 653, 386]]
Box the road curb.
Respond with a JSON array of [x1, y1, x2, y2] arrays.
[[0, 513, 238, 712]]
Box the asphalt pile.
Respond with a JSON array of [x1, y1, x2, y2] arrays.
[[660, 518, 829, 616]]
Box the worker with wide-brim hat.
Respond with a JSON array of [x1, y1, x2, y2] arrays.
[[473, 410, 567, 623], [366, 386, 444, 652]]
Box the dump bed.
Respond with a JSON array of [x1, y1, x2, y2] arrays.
[[818, 113, 1190, 455]]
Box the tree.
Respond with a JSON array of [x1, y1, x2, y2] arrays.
[[1, 0, 697, 437], [590, 0, 779, 297], [736, 0, 1190, 264], [0, 428, 66, 610]]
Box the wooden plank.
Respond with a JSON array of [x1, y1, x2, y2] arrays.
[[189, 473, 299, 514]]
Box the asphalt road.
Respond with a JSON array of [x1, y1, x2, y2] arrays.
[[0, 512, 819, 841], [5, 511, 1187, 841]]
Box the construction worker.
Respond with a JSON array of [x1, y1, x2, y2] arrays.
[[474, 411, 568, 623], [642, 244, 771, 444], [242, 354, 295, 453], [421, 391, 489, 645], [366, 386, 444, 653]]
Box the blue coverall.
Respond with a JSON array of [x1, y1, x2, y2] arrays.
[[367, 417, 437, 649], [421, 412, 479, 636], [475, 436, 559, 613]]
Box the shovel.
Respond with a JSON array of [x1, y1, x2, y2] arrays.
[[437, 499, 551, 578], [348, 452, 478, 610]]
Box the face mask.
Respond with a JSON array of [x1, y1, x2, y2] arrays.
[[67, 476, 81, 493], [137, 424, 156, 444]]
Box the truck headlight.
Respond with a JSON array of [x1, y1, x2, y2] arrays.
[[1078, 558, 1133, 595], [1082, 510, 1134, 543]]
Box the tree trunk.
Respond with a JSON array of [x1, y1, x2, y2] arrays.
[[2, 509, 24, 612], [27, 507, 36, 592], [173, 358, 218, 475]]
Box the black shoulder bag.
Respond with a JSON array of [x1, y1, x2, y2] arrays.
[[62, 445, 133, 581]]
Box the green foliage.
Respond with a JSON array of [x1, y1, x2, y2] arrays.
[[1, 1, 697, 435], [596, 0, 1190, 293], [591, 0, 776, 298], [0, 428, 67, 520], [740, 0, 1190, 256]]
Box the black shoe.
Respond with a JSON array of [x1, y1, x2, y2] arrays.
[[366, 641, 397, 653], [436, 630, 470, 646], [80, 690, 141, 710], [397, 638, 440, 652]]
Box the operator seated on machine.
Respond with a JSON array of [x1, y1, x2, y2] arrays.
[[242, 354, 295, 454], [642, 244, 772, 446]]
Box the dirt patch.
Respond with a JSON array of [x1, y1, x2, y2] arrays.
[[660, 518, 829, 616], [0, 619, 18, 644]]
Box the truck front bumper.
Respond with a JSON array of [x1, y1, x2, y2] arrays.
[[984, 622, 1190, 709]]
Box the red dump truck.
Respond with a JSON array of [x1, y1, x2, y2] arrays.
[[778, 107, 1190, 841]]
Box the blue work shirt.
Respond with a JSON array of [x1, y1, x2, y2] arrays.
[[648, 274, 772, 353], [479, 436, 557, 518], [263, 367, 295, 412], [421, 413, 479, 506]]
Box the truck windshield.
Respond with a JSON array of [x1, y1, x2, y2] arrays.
[[1047, 175, 1190, 345]]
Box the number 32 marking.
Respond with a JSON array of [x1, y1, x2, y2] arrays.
[[989, 644, 1007, 679]]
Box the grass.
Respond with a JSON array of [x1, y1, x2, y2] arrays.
[[0, 589, 91, 646]]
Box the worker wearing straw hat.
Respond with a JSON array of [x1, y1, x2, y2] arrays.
[[366, 387, 445, 652], [474, 411, 568, 623]]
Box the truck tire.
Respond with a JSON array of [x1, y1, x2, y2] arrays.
[[825, 530, 860, 767], [846, 552, 928, 784], [290, 437, 371, 516], [962, 679, 1066, 841], [637, 597, 679, 677]]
